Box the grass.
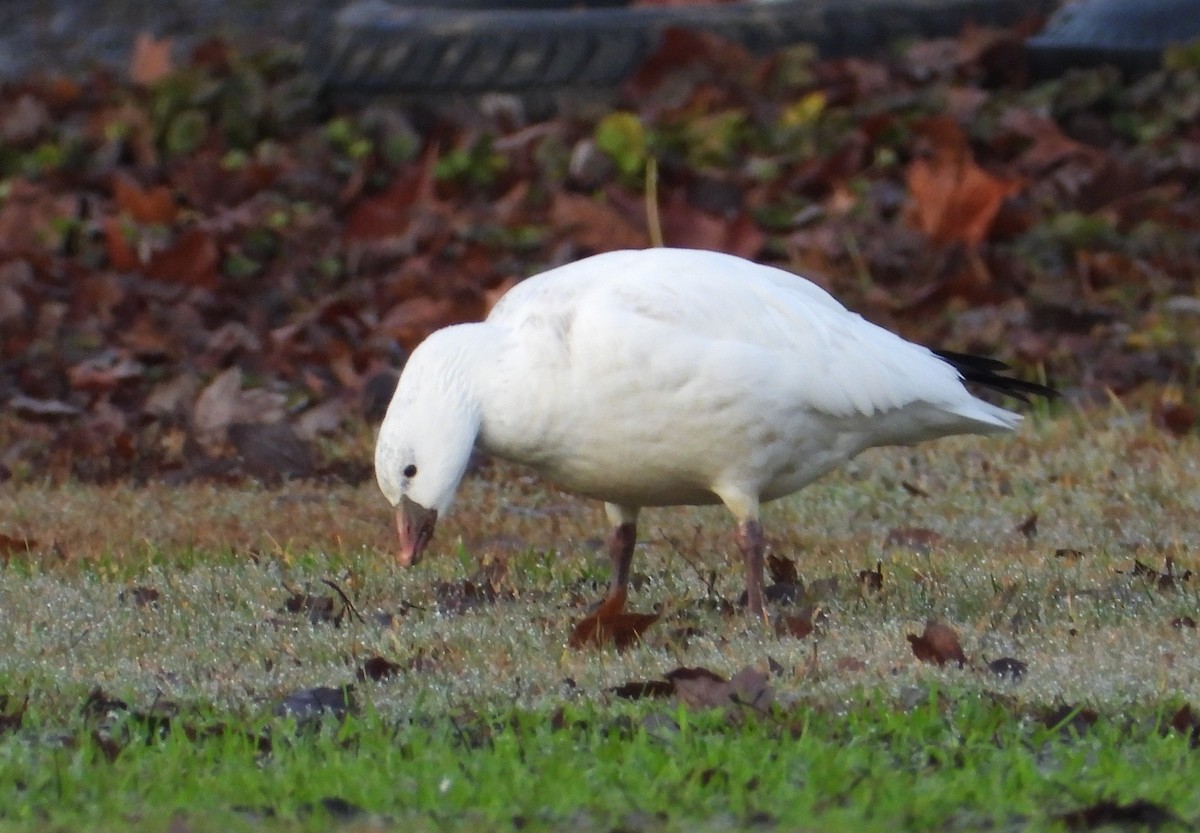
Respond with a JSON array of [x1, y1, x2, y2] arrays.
[[3, 697, 1198, 832], [1, 407, 1199, 830]]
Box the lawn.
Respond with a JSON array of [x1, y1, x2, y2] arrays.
[[1, 408, 1198, 830]]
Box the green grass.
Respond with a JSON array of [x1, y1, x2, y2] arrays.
[[2, 697, 1197, 832], [1, 409, 1199, 830]]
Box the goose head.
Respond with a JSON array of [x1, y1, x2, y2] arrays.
[[374, 327, 483, 567]]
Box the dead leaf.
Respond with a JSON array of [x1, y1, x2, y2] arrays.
[[145, 227, 220, 288], [112, 173, 177, 225], [274, 686, 354, 720], [549, 191, 646, 252], [568, 588, 660, 650], [987, 656, 1027, 681], [1125, 557, 1193, 591], [766, 554, 799, 585], [1167, 704, 1199, 746], [1016, 512, 1038, 539], [657, 193, 765, 258], [228, 422, 315, 481], [1055, 800, 1179, 831], [67, 351, 143, 394], [610, 680, 676, 700], [0, 533, 38, 562], [0, 696, 26, 734], [281, 590, 338, 626], [82, 687, 129, 718], [356, 655, 402, 682], [907, 620, 967, 667], [905, 116, 1022, 246], [776, 606, 817, 639], [0, 179, 80, 253], [1154, 399, 1197, 437], [119, 586, 160, 608], [666, 665, 773, 714], [130, 33, 174, 86], [858, 560, 883, 593], [191, 368, 243, 450], [295, 399, 346, 441], [191, 368, 287, 453], [101, 218, 140, 270]]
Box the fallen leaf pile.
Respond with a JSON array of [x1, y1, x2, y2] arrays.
[[3, 26, 1200, 483]]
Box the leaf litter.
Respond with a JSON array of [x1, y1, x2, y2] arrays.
[[4, 18, 1200, 488]]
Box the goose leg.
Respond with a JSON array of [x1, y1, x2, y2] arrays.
[[603, 504, 639, 607], [736, 519, 768, 624], [605, 522, 636, 603]]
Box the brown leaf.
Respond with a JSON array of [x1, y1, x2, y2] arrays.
[[379, 297, 457, 351], [1042, 704, 1099, 735], [282, 591, 338, 625], [0, 179, 79, 253], [0, 533, 38, 562], [987, 656, 1027, 681], [112, 173, 177, 225], [657, 193, 764, 258], [191, 368, 243, 451], [1016, 512, 1038, 539], [0, 696, 26, 734], [568, 588, 660, 651], [1125, 557, 1193, 591], [102, 218, 140, 271], [609, 680, 676, 700], [667, 665, 772, 713], [67, 351, 143, 394], [549, 191, 646, 252], [119, 586, 160, 607], [623, 27, 754, 107], [342, 166, 435, 243], [1055, 800, 1178, 831], [130, 33, 174, 86], [228, 422, 315, 481], [145, 227, 220, 288], [907, 620, 967, 667], [1153, 400, 1197, 437], [191, 368, 287, 453], [356, 655, 402, 682], [858, 560, 883, 593], [776, 607, 815, 639], [766, 554, 798, 585], [1167, 704, 1199, 746], [905, 116, 1021, 246]]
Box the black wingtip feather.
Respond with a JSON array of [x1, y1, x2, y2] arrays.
[[932, 349, 1059, 403]]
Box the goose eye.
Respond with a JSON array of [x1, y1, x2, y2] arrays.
[[403, 464, 418, 478]]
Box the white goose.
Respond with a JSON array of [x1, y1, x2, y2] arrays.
[[375, 248, 1054, 621]]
